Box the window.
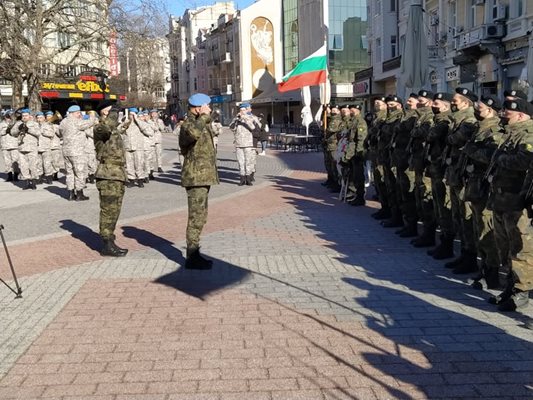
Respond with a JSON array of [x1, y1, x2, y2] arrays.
[[390, 0, 396, 12], [58, 32, 73, 49], [376, 38, 381, 63], [38, 64, 53, 76], [468, 0, 476, 28], [376, 0, 381, 15], [390, 35, 397, 58], [330, 34, 344, 50]]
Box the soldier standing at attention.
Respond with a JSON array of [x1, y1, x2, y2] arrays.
[[180, 93, 219, 270], [36, 111, 55, 184], [60, 105, 96, 200], [345, 104, 367, 206], [0, 110, 20, 182], [93, 102, 128, 257], [150, 109, 165, 173], [123, 108, 146, 188], [137, 110, 156, 182], [229, 103, 257, 186], [46, 111, 64, 181], [15, 109, 41, 190], [324, 105, 343, 193]]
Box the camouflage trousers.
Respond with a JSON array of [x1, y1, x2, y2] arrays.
[[236, 147, 255, 176], [64, 154, 87, 190], [347, 156, 365, 199], [394, 167, 417, 227], [96, 179, 125, 240], [449, 185, 475, 253], [431, 177, 454, 237], [125, 150, 145, 180], [373, 162, 388, 209], [19, 150, 39, 180], [493, 210, 523, 270], [415, 172, 435, 232], [513, 211, 533, 291], [467, 200, 500, 270], [2, 149, 19, 174], [324, 149, 339, 185], [86, 151, 97, 175], [250, 148, 257, 173], [186, 186, 210, 250], [36, 150, 54, 177], [382, 163, 400, 219], [144, 147, 154, 176], [154, 143, 163, 168], [51, 149, 64, 173]]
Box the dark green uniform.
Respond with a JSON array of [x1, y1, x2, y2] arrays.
[[426, 110, 454, 257], [410, 106, 435, 239], [179, 112, 219, 251], [365, 110, 387, 211], [514, 157, 533, 293], [325, 114, 344, 189], [94, 113, 127, 241], [445, 107, 478, 261], [378, 109, 404, 224], [344, 113, 368, 202], [391, 108, 418, 232], [461, 116, 503, 285]]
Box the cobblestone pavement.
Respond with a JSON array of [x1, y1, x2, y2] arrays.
[[0, 132, 532, 399]]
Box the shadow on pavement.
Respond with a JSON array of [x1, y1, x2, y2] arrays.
[[122, 225, 185, 264], [44, 185, 70, 200], [59, 219, 101, 251]]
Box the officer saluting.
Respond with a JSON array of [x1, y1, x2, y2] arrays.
[[180, 93, 219, 270]]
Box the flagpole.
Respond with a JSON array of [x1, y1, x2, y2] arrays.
[[322, 0, 329, 134]]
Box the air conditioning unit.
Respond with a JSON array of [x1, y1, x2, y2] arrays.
[[483, 24, 505, 39]]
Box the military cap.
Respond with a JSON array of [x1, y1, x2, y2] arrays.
[[340, 104, 350, 110], [433, 92, 453, 102], [418, 90, 434, 99], [45, 111, 53, 116], [330, 104, 339, 110], [503, 89, 527, 100], [503, 98, 533, 114], [67, 105, 81, 113], [188, 93, 211, 107], [455, 87, 478, 102], [374, 96, 387, 103], [35, 111, 44, 117], [408, 92, 419, 99], [349, 104, 362, 110], [20, 108, 31, 114], [385, 95, 403, 104], [150, 109, 158, 113], [479, 95, 501, 111], [128, 107, 139, 114], [96, 100, 114, 112]]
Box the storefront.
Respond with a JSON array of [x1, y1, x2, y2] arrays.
[[501, 36, 529, 94], [39, 74, 125, 114], [353, 77, 372, 111]]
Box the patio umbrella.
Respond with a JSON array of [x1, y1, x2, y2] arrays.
[[400, 0, 428, 91]]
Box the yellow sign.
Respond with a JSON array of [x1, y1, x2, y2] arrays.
[[41, 80, 110, 93]]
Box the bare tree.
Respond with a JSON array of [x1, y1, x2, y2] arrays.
[[0, 0, 112, 109]]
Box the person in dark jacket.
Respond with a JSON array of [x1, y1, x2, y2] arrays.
[[258, 113, 270, 155]]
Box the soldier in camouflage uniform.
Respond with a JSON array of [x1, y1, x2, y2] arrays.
[[60, 105, 96, 200], [366, 97, 389, 218], [93, 102, 128, 257], [426, 93, 455, 259], [0, 110, 20, 182], [36, 111, 55, 184], [380, 95, 404, 228], [486, 99, 533, 311], [410, 90, 436, 246], [180, 93, 219, 270], [324, 105, 343, 192], [46, 111, 64, 180], [14, 109, 41, 190], [443, 88, 479, 273], [461, 96, 504, 287], [391, 94, 418, 236], [150, 110, 165, 173], [123, 108, 146, 187], [229, 103, 258, 186], [85, 110, 98, 184], [342, 104, 367, 206], [137, 111, 155, 182]]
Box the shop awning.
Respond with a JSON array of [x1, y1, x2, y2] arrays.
[[39, 76, 125, 101], [247, 85, 301, 104]]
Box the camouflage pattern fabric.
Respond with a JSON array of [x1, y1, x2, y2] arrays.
[[514, 211, 533, 291], [186, 186, 210, 250], [18, 151, 39, 180], [96, 179, 125, 240], [179, 112, 219, 187], [2, 149, 19, 174], [64, 154, 87, 190], [236, 147, 255, 175], [36, 150, 54, 176], [51, 149, 64, 173], [94, 114, 127, 182]]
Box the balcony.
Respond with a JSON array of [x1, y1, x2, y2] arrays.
[[454, 24, 505, 51], [382, 56, 401, 72]]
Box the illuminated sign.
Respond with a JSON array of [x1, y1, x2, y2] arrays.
[[41, 79, 109, 93]]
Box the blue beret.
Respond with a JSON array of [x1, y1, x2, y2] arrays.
[[188, 93, 211, 107], [35, 111, 44, 117], [128, 107, 139, 114], [67, 105, 81, 113], [45, 111, 53, 116], [20, 108, 31, 114], [150, 109, 158, 113]]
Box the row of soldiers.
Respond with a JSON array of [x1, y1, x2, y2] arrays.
[[325, 88, 533, 314], [0, 106, 167, 200]]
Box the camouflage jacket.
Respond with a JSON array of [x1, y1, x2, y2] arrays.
[[85, 126, 96, 153], [150, 118, 165, 144], [17, 120, 41, 152], [94, 114, 127, 182], [60, 115, 95, 157], [426, 111, 453, 178], [377, 109, 403, 165], [229, 113, 257, 147], [38, 122, 55, 152], [344, 114, 367, 161], [325, 114, 344, 152], [364, 110, 386, 161], [0, 120, 19, 150], [51, 124, 62, 150], [180, 112, 219, 187], [122, 118, 145, 151], [391, 108, 417, 169], [137, 119, 155, 147], [408, 106, 433, 172]]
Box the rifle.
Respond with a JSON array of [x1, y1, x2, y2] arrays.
[[483, 133, 510, 182]]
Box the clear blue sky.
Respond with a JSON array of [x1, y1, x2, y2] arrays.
[[165, 0, 256, 16]]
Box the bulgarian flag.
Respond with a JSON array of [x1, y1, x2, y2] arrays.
[[278, 45, 327, 93]]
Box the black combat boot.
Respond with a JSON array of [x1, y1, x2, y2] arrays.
[[250, 172, 255, 182], [22, 180, 32, 190], [431, 235, 455, 260], [6, 172, 13, 182], [53, 172, 59, 181], [109, 235, 128, 256], [137, 179, 144, 188], [149, 170, 155, 180], [31, 179, 37, 190], [68, 190, 76, 201], [381, 213, 403, 228], [75, 190, 89, 201], [484, 268, 501, 290], [13, 173, 19, 182], [245, 175, 253, 186], [411, 231, 436, 248], [452, 252, 478, 274], [185, 248, 212, 270], [349, 196, 365, 206], [100, 238, 127, 257], [399, 224, 418, 238], [45, 175, 53, 184], [445, 252, 466, 269], [238, 176, 246, 186], [88, 174, 96, 184], [488, 276, 515, 305], [498, 290, 529, 312], [126, 181, 135, 188], [157, 167, 163, 173], [371, 208, 391, 220], [37, 175, 44, 184], [144, 177, 150, 183]]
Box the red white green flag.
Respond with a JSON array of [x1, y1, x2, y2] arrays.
[[278, 45, 327, 93]]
